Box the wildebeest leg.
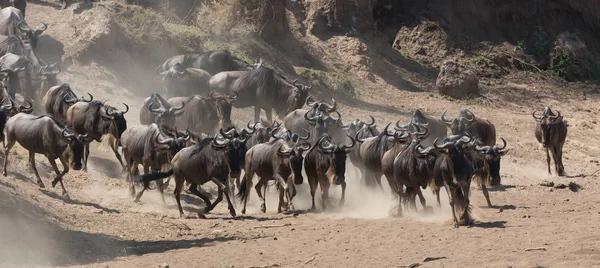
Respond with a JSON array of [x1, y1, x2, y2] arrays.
[[481, 180, 492, 207], [416, 188, 426, 211], [128, 159, 140, 198], [49, 156, 70, 199], [241, 167, 255, 215], [277, 183, 284, 213], [265, 108, 273, 123], [557, 143, 566, 176], [209, 177, 236, 217], [459, 181, 472, 226], [319, 176, 331, 210], [2, 139, 15, 177], [434, 188, 441, 208], [443, 180, 459, 228], [155, 176, 166, 205], [254, 106, 261, 123], [254, 178, 267, 213], [111, 138, 126, 171], [83, 143, 90, 172], [27, 151, 46, 188], [545, 148, 551, 175], [134, 165, 151, 202], [374, 174, 384, 192], [273, 174, 292, 212], [307, 172, 318, 211], [174, 175, 185, 218], [188, 183, 211, 217], [339, 181, 346, 206]]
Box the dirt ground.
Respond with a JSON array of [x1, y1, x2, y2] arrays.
[[1, 2, 600, 268]]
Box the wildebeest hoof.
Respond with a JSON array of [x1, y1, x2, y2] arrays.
[[63, 193, 71, 200], [241, 209, 246, 214], [260, 203, 266, 213], [2, 170, 6, 176], [37, 181, 46, 188], [229, 209, 236, 217], [197, 212, 207, 219], [51, 179, 59, 188], [203, 206, 211, 213]]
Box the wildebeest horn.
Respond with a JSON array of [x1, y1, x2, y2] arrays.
[[322, 98, 337, 112], [330, 110, 341, 122], [79, 132, 89, 140], [393, 130, 409, 142], [155, 132, 174, 146], [550, 110, 561, 120], [270, 126, 284, 140], [61, 129, 75, 139], [440, 110, 454, 125], [122, 103, 129, 114], [209, 90, 221, 100], [303, 110, 318, 123], [305, 95, 317, 108], [212, 135, 230, 148], [463, 109, 475, 122], [168, 102, 185, 114], [277, 143, 293, 156], [18, 99, 33, 113], [298, 128, 310, 141], [83, 93, 93, 102], [354, 129, 368, 143], [292, 78, 298, 85], [532, 110, 543, 120], [497, 137, 507, 150], [220, 128, 236, 139], [414, 144, 436, 157], [63, 94, 78, 104], [17, 21, 30, 31], [149, 102, 165, 114], [298, 142, 312, 151], [411, 123, 428, 137], [455, 132, 474, 147], [381, 123, 395, 137], [341, 135, 356, 151], [317, 135, 335, 153], [241, 121, 256, 136], [37, 22, 48, 32], [433, 138, 454, 150], [365, 115, 375, 126], [395, 119, 408, 130], [1, 97, 13, 111], [228, 91, 238, 101], [104, 105, 115, 118]]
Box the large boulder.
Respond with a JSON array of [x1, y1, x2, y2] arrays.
[[435, 61, 479, 98]]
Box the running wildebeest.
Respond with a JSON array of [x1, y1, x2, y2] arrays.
[[283, 96, 343, 144], [3, 114, 87, 199], [345, 115, 378, 181], [533, 107, 568, 176], [463, 137, 509, 207], [42, 83, 92, 125], [0, 7, 46, 48], [227, 65, 311, 123], [121, 123, 190, 203], [397, 109, 448, 147], [156, 50, 253, 75], [139, 92, 186, 126], [167, 91, 236, 135], [238, 129, 309, 214], [65, 100, 128, 172], [355, 123, 396, 189], [160, 63, 212, 98], [134, 134, 246, 219], [304, 134, 355, 211], [432, 132, 475, 228], [441, 108, 502, 185]]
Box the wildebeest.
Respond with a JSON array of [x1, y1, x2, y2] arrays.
[[355, 123, 396, 189], [139, 92, 185, 126], [463, 138, 509, 207], [533, 107, 568, 176], [134, 134, 246, 219], [432, 133, 475, 227], [208, 60, 261, 93], [227, 65, 311, 122], [0, 94, 14, 140], [3, 114, 86, 199], [238, 131, 309, 214], [0, 7, 47, 48], [160, 63, 212, 98], [396, 109, 448, 147], [121, 123, 190, 203], [344, 115, 378, 180], [441, 108, 501, 184], [156, 50, 253, 75], [283, 96, 344, 144], [244, 119, 280, 149], [304, 134, 355, 211], [42, 83, 92, 125], [65, 100, 129, 172], [167, 91, 236, 135]]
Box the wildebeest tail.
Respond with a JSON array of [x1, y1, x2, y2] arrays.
[[134, 169, 174, 190], [236, 178, 247, 200]]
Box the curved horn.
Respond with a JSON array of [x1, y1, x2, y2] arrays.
[[154, 132, 174, 146], [393, 130, 409, 142], [365, 115, 375, 126], [305, 95, 317, 108], [298, 128, 311, 141], [1, 96, 13, 111], [411, 123, 428, 137], [550, 110, 561, 120], [382, 123, 394, 137], [440, 110, 454, 125], [322, 98, 337, 112], [37, 22, 48, 32], [354, 129, 368, 143], [212, 135, 229, 148], [463, 109, 475, 122], [532, 110, 543, 120], [395, 119, 408, 130], [241, 121, 256, 136], [219, 128, 236, 139], [303, 110, 318, 123], [63, 94, 78, 104], [84, 93, 93, 102], [341, 135, 356, 150], [121, 103, 129, 114], [61, 129, 75, 139], [433, 137, 454, 150], [414, 144, 436, 157], [317, 135, 335, 152], [17, 21, 29, 31], [104, 105, 115, 117], [278, 143, 293, 155], [19, 99, 33, 112], [270, 126, 284, 140], [228, 91, 238, 101], [168, 101, 185, 114], [497, 137, 507, 150]]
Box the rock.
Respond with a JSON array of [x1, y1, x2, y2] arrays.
[[159, 263, 169, 268], [549, 32, 594, 81], [435, 61, 480, 98]]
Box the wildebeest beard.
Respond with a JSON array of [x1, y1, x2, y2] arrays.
[[542, 124, 552, 148]]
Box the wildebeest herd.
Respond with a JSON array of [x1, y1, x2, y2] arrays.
[[0, 3, 570, 228]]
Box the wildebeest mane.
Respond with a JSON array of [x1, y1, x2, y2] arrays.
[[53, 85, 76, 121], [233, 66, 297, 115], [34, 114, 67, 129], [83, 100, 104, 134], [190, 136, 214, 156]]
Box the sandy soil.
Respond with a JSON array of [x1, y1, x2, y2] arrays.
[[1, 2, 600, 268]]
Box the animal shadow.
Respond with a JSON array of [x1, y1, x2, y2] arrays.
[[469, 220, 507, 229], [491, 204, 516, 210], [488, 184, 517, 192], [40, 189, 121, 214]]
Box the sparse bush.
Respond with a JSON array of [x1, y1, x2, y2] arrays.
[[299, 68, 355, 97], [474, 55, 485, 65], [115, 7, 168, 51]]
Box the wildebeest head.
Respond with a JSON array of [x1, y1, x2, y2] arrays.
[[441, 108, 477, 135], [252, 119, 280, 144], [345, 115, 377, 136], [148, 98, 185, 126], [317, 134, 356, 185], [212, 132, 247, 176], [434, 132, 475, 169], [153, 128, 191, 157], [17, 20, 47, 49], [533, 107, 564, 148], [305, 95, 336, 116], [269, 126, 311, 185], [61, 128, 87, 170], [37, 62, 60, 91], [283, 78, 311, 116], [63, 91, 93, 105], [304, 110, 345, 139], [209, 90, 237, 129], [471, 137, 509, 182], [160, 62, 187, 80], [101, 103, 129, 142]]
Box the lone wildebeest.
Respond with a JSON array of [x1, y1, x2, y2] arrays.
[[533, 107, 568, 176], [3, 114, 86, 199]]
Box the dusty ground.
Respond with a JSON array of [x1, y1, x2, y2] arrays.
[[1, 2, 600, 268]]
